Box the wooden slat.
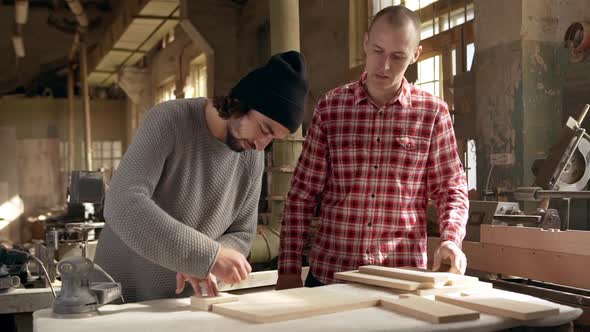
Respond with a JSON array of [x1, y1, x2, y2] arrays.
[[397, 266, 480, 286], [410, 281, 493, 296], [334, 271, 429, 291], [190, 292, 238, 311], [380, 294, 480, 323], [435, 294, 560, 320], [480, 224, 590, 256], [359, 265, 449, 285]]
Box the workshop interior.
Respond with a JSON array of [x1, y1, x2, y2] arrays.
[[1, 0, 590, 331]]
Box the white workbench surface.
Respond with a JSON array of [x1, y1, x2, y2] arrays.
[[33, 283, 582, 332]]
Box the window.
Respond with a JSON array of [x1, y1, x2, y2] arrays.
[[466, 42, 475, 71], [416, 55, 442, 97], [404, 0, 437, 11], [92, 141, 122, 171], [371, 0, 402, 13], [370, 1, 474, 40], [184, 54, 207, 98], [156, 78, 176, 103], [466, 139, 477, 191], [419, 2, 474, 39]]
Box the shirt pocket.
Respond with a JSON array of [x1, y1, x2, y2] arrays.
[[328, 135, 369, 193], [388, 135, 430, 172]]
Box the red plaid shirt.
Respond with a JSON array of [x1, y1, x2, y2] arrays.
[[278, 74, 469, 284]]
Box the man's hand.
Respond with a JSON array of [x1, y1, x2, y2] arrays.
[[176, 272, 219, 297], [276, 273, 303, 290], [432, 240, 467, 274], [211, 247, 251, 285]]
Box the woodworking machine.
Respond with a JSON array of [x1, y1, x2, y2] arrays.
[[463, 104, 590, 326], [463, 104, 590, 241], [30, 171, 107, 287]]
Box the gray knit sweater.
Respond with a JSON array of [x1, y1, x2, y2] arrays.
[[94, 98, 264, 303]]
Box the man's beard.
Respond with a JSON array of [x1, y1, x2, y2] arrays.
[[226, 129, 245, 152]]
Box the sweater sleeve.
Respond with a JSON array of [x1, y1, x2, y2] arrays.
[[216, 153, 264, 255], [104, 102, 220, 278]]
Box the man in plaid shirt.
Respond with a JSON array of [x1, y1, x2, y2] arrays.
[[277, 5, 469, 289]]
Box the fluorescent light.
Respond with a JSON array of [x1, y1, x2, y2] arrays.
[[12, 35, 25, 58], [15, 0, 28, 24]]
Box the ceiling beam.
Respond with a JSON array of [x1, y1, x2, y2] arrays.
[[99, 5, 181, 86], [112, 48, 148, 54], [134, 15, 179, 20], [87, 0, 151, 73]]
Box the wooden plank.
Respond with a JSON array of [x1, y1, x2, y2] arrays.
[[410, 281, 493, 296], [435, 294, 560, 320], [334, 271, 429, 291], [359, 265, 449, 285], [427, 237, 590, 289], [190, 292, 238, 311], [398, 267, 480, 286], [380, 294, 480, 323], [480, 224, 590, 256], [211, 287, 380, 323]]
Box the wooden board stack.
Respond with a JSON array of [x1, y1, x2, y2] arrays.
[[334, 265, 493, 296], [194, 266, 560, 325]]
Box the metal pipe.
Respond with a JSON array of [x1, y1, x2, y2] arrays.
[[80, 40, 92, 170], [67, 63, 75, 172], [536, 190, 590, 200], [577, 104, 590, 125], [515, 187, 590, 201], [66, 0, 89, 169], [69, 32, 80, 62]]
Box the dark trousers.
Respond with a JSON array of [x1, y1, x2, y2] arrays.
[[304, 270, 325, 287]]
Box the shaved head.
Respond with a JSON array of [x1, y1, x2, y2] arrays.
[[369, 5, 421, 46]]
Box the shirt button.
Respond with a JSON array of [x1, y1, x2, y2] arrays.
[[371, 193, 376, 198], [368, 222, 372, 227], [366, 249, 370, 255], [373, 165, 378, 170], [376, 137, 381, 143]]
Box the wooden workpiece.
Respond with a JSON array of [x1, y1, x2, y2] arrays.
[[427, 237, 590, 290], [435, 293, 560, 320], [190, 292, 239, 311], [335, 267, 488, 296], [479, 224, 590, 256], [380, 294, 480, 323], [211, 286, 381, 323], [334, 270, 429, 290], [409, 281, 493, 296], [359, 265, 449, 285], [361, 265, 480, 286]]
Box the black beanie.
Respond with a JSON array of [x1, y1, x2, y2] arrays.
[[229, 51, 308, 133]]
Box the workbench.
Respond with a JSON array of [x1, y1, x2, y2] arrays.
[[33, 283, 582, 332]]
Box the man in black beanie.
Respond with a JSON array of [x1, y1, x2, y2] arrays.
[[94, 51, 308, 302]]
